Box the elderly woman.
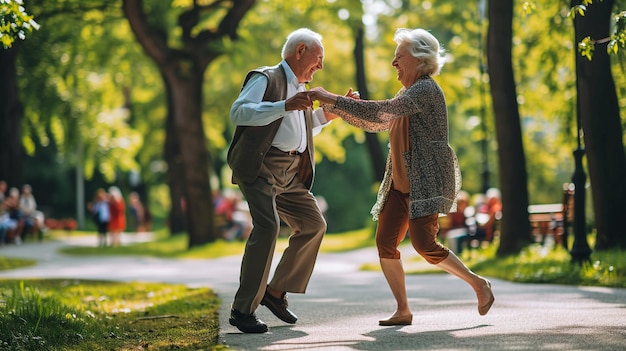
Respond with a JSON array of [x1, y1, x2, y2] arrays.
[[310, 28, 494, 325]]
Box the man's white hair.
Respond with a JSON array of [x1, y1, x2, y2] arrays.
[[394, 28, 446, 76], [281, 28, 323, 59]]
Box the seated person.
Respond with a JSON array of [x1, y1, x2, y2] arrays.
[[440, 190, 471, 253], [19, 184, 45, 240], [4, 187, 25, 244], [449, 190, 470, 229], [215, 190, 250, 241], [481, 188, 502, 242]]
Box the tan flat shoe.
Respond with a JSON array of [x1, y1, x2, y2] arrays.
[[478, 280, 495, 316], [379, 314, 413, 326]]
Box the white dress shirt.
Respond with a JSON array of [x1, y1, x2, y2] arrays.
[[230, 60, 329, 153]]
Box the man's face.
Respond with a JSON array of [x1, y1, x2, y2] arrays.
[[293, 43, 324, 83]]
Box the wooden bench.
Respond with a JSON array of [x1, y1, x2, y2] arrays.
[[528, 186, 574, 247]]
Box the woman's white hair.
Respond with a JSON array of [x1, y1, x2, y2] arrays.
[[281, 28, 323, 59], [394, 28, 446, 76], [109, 186, 123, 199]]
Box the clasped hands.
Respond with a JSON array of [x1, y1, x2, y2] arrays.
[[285, 88, 360, 112]]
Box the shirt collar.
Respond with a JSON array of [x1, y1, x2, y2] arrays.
[[280, 60, 301, 89]]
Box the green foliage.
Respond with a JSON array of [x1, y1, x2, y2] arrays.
[[19, 5, 153, 183], [15, 2, 168, 221], [578, 36, 596, 60], [12, 0, 626, 233], [0, 0, 39, 49], [0, 280, 220, 350], [570, 2, 626, 60], [522, 1, 538, 15]]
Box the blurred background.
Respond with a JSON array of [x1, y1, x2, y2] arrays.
[[1, 0, 624, 253]]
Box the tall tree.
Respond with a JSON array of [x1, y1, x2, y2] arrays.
[[123, 0, 255, 247], [487, 0, 531, 255], [571, 0, 626, 250], [0, 1, 38, 187], [0, 45, 23, 188]]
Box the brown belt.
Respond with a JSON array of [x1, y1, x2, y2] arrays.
[[271, 146, 302, 156]]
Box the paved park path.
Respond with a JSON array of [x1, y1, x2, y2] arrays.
[[0, 234, 624, 351]]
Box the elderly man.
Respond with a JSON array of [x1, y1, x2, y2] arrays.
[[226, 28, 336, 333]]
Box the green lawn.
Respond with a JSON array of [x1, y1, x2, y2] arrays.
[[401, 237, 625, 288], [0, 279, 221, 351], [57, 227, 376, 258], [0, 256, 36, 271]]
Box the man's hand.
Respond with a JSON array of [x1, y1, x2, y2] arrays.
[[285, 91, 313, 111]]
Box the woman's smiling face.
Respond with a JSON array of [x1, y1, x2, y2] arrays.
[[392, 42, 422, 88]]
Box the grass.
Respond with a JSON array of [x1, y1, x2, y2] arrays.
[[58, 227, 376, 259], [0, 279, 221, 351], [398, 237, 626, 288], [0, 257, 36, 271], [466, 243, 625, 288]]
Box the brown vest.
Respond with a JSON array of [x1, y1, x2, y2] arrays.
[[227, 64, 315, 188]]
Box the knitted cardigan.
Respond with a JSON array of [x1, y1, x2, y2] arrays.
[[324, 75, 461, 220]]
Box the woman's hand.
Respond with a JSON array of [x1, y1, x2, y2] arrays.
[[346, 88, 360, 99]]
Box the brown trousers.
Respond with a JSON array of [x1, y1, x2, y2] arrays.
[[376, 187, 449, 264], [232, 147, 326, 314]]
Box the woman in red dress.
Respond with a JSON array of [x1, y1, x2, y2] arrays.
[[108, 186, 126, 247]]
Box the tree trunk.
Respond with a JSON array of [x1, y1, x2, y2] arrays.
[[123, 0, 255, 247], [123, 0, 217, 247], [164, 80, 187, 234], [353, 26, 385, 181], [572, 0, 626, 250], [487, 0, 531, 256], [0, 46, 24, 188], [169, 71, 216, 247]]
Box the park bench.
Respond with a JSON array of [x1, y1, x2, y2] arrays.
[[528, 184, 574, 247], [528, 203, 564, 245]]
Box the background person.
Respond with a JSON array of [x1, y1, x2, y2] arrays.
[[310, 28, 494, 325], [128, 191, 147, 233], [4, 188, 24, 245], [0, 180, 6, 203], [18, 184, 45, 241], [107, 186, 126, 247], [88, 188, 111, 247], [226, 28, 336, 333]]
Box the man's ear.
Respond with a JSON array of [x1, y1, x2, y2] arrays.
[[296, 43, 306, 58]]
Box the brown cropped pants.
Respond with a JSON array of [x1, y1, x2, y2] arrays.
[[376, 187, 449, 264]]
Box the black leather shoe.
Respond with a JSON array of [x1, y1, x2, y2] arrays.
[[261, 290, 298, 324], [229, 309, 268, 333]]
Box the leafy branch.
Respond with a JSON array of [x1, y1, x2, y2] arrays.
[[568, 1, 626, 60], [0, 0, 40, 49]]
